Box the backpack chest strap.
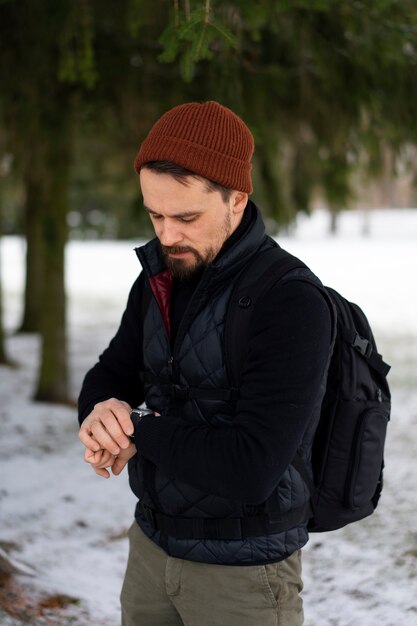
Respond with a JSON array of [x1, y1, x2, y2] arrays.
[[139, 371, 239, 401]]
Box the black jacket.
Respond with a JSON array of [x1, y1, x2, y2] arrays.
[[78, 201, 332, 564]]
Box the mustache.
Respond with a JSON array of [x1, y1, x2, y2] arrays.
[[161, 245, 198, 256]]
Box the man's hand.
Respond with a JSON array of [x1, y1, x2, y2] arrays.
[[84, 447, 116, 478], [79, 398, 133, 456], [84, 442, 137, 479]]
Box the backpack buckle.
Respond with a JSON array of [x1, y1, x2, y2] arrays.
[[352, 333, 373, 358], [139, 502, 157, 528], [170, 383, 189, 400]]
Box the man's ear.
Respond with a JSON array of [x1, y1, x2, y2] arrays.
[[231, 191, 248, 215]]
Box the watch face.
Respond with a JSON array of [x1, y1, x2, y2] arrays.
[[131, 408, 154, 419]]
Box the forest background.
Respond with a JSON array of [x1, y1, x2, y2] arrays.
[[1, 2, 417, 624], [1, 1, 417, 422]]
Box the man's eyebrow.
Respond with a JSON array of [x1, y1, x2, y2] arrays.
[[143, 205, 158, 215], [143, 205, 201, 218]]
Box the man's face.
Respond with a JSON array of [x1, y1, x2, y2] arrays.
[[140, 168, 247, 280]]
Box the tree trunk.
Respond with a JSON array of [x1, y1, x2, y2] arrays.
[[34, 114, 71, 403], [329, 209, 339, 235], [18, 173, 44, 333], [0, 189, 11, 365], [362, 205, 371, 237], [0, 237, 9, 365], [254, 135, 290, 227]]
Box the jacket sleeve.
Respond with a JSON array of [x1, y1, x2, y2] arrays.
[[77, 274, 146, 425], [133, 278, 332, 504]]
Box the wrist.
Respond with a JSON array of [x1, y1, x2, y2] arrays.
[[129, 408, 155, 442]]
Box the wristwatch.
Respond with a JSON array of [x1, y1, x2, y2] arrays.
[[129, 407, 155, 442]]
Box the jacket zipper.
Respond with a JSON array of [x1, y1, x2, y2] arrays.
[[136, 248, 176, 381], [171, 266, 213, 359], [136, 246, 214, 384]]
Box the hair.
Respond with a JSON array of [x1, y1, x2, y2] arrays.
[[142, 161, 234, 203]]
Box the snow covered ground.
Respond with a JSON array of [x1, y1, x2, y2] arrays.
[[1, 208, 417, 625]]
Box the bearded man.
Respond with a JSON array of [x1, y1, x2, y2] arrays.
[[78, 101, 332, 626]]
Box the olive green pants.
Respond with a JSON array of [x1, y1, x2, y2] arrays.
[[120, 521, 304, 626]]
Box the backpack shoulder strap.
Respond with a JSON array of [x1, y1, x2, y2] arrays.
[[225, 245, 307, 389], [224, 246, 333, 523]]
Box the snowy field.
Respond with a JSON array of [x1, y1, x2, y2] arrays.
[[1, 208, 417, 625]]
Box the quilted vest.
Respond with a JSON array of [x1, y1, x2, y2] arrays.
[[128, 203, 326, 565]]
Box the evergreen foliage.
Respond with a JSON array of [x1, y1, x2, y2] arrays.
[[1, 0, 417, 401]]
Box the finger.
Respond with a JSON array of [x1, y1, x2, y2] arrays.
[[98, 399, 134, 438], [111, 457, 128, 476], [93, 466, 110, 479], [116, 401, 134, 436], [84, 448, 95, 462], [84, 448, 102, 464], [100, 450, 115, 465], [85, 448, 117, 470], [101, 412, 132, 450], [90, 422, 120, 456], [96, 453, 116, 469], [79, 427, 100, 452]]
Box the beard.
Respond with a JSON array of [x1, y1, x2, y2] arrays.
[[162, 245, 207, 281], [161, 209, 232, 281]]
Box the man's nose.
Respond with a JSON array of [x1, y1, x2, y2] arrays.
[[157, 220, 183, 247]]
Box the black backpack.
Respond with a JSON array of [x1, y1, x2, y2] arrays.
[[226, 244, 391, 533]]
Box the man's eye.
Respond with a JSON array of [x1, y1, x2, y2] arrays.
[[150, 214, 163, 220], [178, 216, 197, 223]]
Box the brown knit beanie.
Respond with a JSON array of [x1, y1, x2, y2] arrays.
[[134, 101, 254, 193]]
